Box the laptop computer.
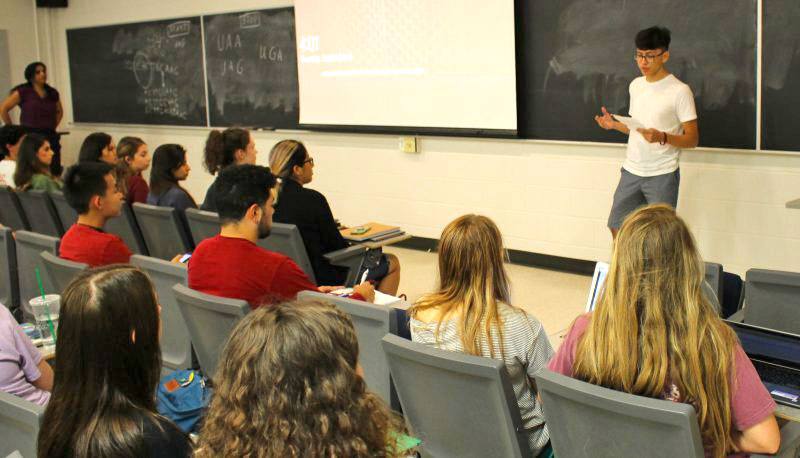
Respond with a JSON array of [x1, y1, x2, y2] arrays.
[[585, 261, 609, 312], [724, 319, 800, 408]]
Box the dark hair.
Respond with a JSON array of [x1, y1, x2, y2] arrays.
[[116, 136, 146, 192], [635, 26, 671, 51], [38, 265, 168, 458], [214, 164, 276, 223], [149, 144, 193, 201], [12, 62, 55, 96], [63, 162, 115, 214], [13, 133, 49, 188], [78, 132, 113, 163], [0, 124, 25, 159], [203, 128, 250, 175]]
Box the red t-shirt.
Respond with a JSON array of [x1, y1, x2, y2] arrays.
[[60, 223, 133, 267], [548, 314, 776, 457], [188, 235, 318, 309], [127, 173, 150, 204]]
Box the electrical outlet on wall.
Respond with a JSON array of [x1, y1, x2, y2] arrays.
[[399, 136, 418, 153]]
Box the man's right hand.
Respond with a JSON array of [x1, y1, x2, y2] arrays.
[[594, 106, 616, 130], [352, 281, 376, 303]]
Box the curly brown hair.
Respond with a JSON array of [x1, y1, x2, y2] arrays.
[[196, 300, 408, 457]]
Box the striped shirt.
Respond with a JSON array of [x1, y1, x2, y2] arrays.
[[410, 303, 554, 456]]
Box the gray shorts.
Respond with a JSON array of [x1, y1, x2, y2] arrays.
[[607, 168, 680, 229]]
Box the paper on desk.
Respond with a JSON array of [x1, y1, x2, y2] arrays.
[[612, 115, 645, 131], [329, 288, 402, 306]]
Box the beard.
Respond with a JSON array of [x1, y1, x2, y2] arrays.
[[257, 213, 271, 239]]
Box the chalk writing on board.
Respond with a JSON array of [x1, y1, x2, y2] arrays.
[[203, 8, 299, 128], [112, 23, 193, 120], [68, 17, 206, 126]]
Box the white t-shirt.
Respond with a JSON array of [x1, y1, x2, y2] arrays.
[[0, 160, 15, 187], [624, 74, 697, 177]]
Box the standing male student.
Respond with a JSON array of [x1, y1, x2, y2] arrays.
[[60, 162, 132, 267], [595, 26, 699, 237]]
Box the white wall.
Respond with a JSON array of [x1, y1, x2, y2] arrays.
[[0, 0, 39, 123], [24, 0, 800, 276]]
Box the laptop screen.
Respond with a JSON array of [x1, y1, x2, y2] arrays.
[[585, 261, 609, 312], [725, 320, 800, 367]]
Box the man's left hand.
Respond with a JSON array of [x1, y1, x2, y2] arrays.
[[636, 128, 665, 144]]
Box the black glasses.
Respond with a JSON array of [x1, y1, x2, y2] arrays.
[[634, 51, 665, 63], [303, 157, 314, 166]]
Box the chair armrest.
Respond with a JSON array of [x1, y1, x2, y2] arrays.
[[324, 244, 367, 262], [324, 245, 368, 287], [728, 310, 745, 323], [752, 421, 800, 458]]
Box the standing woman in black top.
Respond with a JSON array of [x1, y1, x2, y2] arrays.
[[38, 265, 192, 458], [200, 127, 258, 211], [269, 139, 401, 295], [0, 62, 64, 176]]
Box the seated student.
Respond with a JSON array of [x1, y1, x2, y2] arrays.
[[0, 124, 25, 186], [116, 136, 150, 203], [147, 144, 196, 211], [269, 139, 400, 294], [197, 300, 411, 457], [409, 214, 554, 457], [77, 131, 117, 165], [60, 162, 131, 267], [38, 265, 192, 458], [0, 303, 53, 405], [200, 127, 257, 212], [188, 164, 375, 308], [548, 204, 780, 457], [13, 133, 61, 191], [147, 144, 197, 242]]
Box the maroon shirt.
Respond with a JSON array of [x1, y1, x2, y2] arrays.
[[548, 314, 776, 458], [127, 173, 150, 204], [16, 85, 59, 130], [60, 224, 132, 267]]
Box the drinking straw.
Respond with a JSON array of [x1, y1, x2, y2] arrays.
[[34, 268, 57, 345]]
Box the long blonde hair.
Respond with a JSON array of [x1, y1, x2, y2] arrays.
[[410, 214, 513, 358], [268, 139, 307, 203], [573, 204, 738, 457], [196, 300, 407, 458]]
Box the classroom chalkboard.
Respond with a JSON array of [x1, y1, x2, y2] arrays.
[[67, 17, 206, 126], [761, 0, 800, 152], [203, 8, 299, 129], [517, 0, 757, 149]]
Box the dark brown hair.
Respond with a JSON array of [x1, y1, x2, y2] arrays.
[[203, 128, 250, 175], [37, 265, 168, 458], [13, 133, 50, 189]]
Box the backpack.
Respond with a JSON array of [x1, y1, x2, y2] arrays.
[[156, 369, 212, 433]]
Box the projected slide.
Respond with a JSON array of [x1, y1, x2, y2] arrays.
[[294, 0, 517, 132]]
